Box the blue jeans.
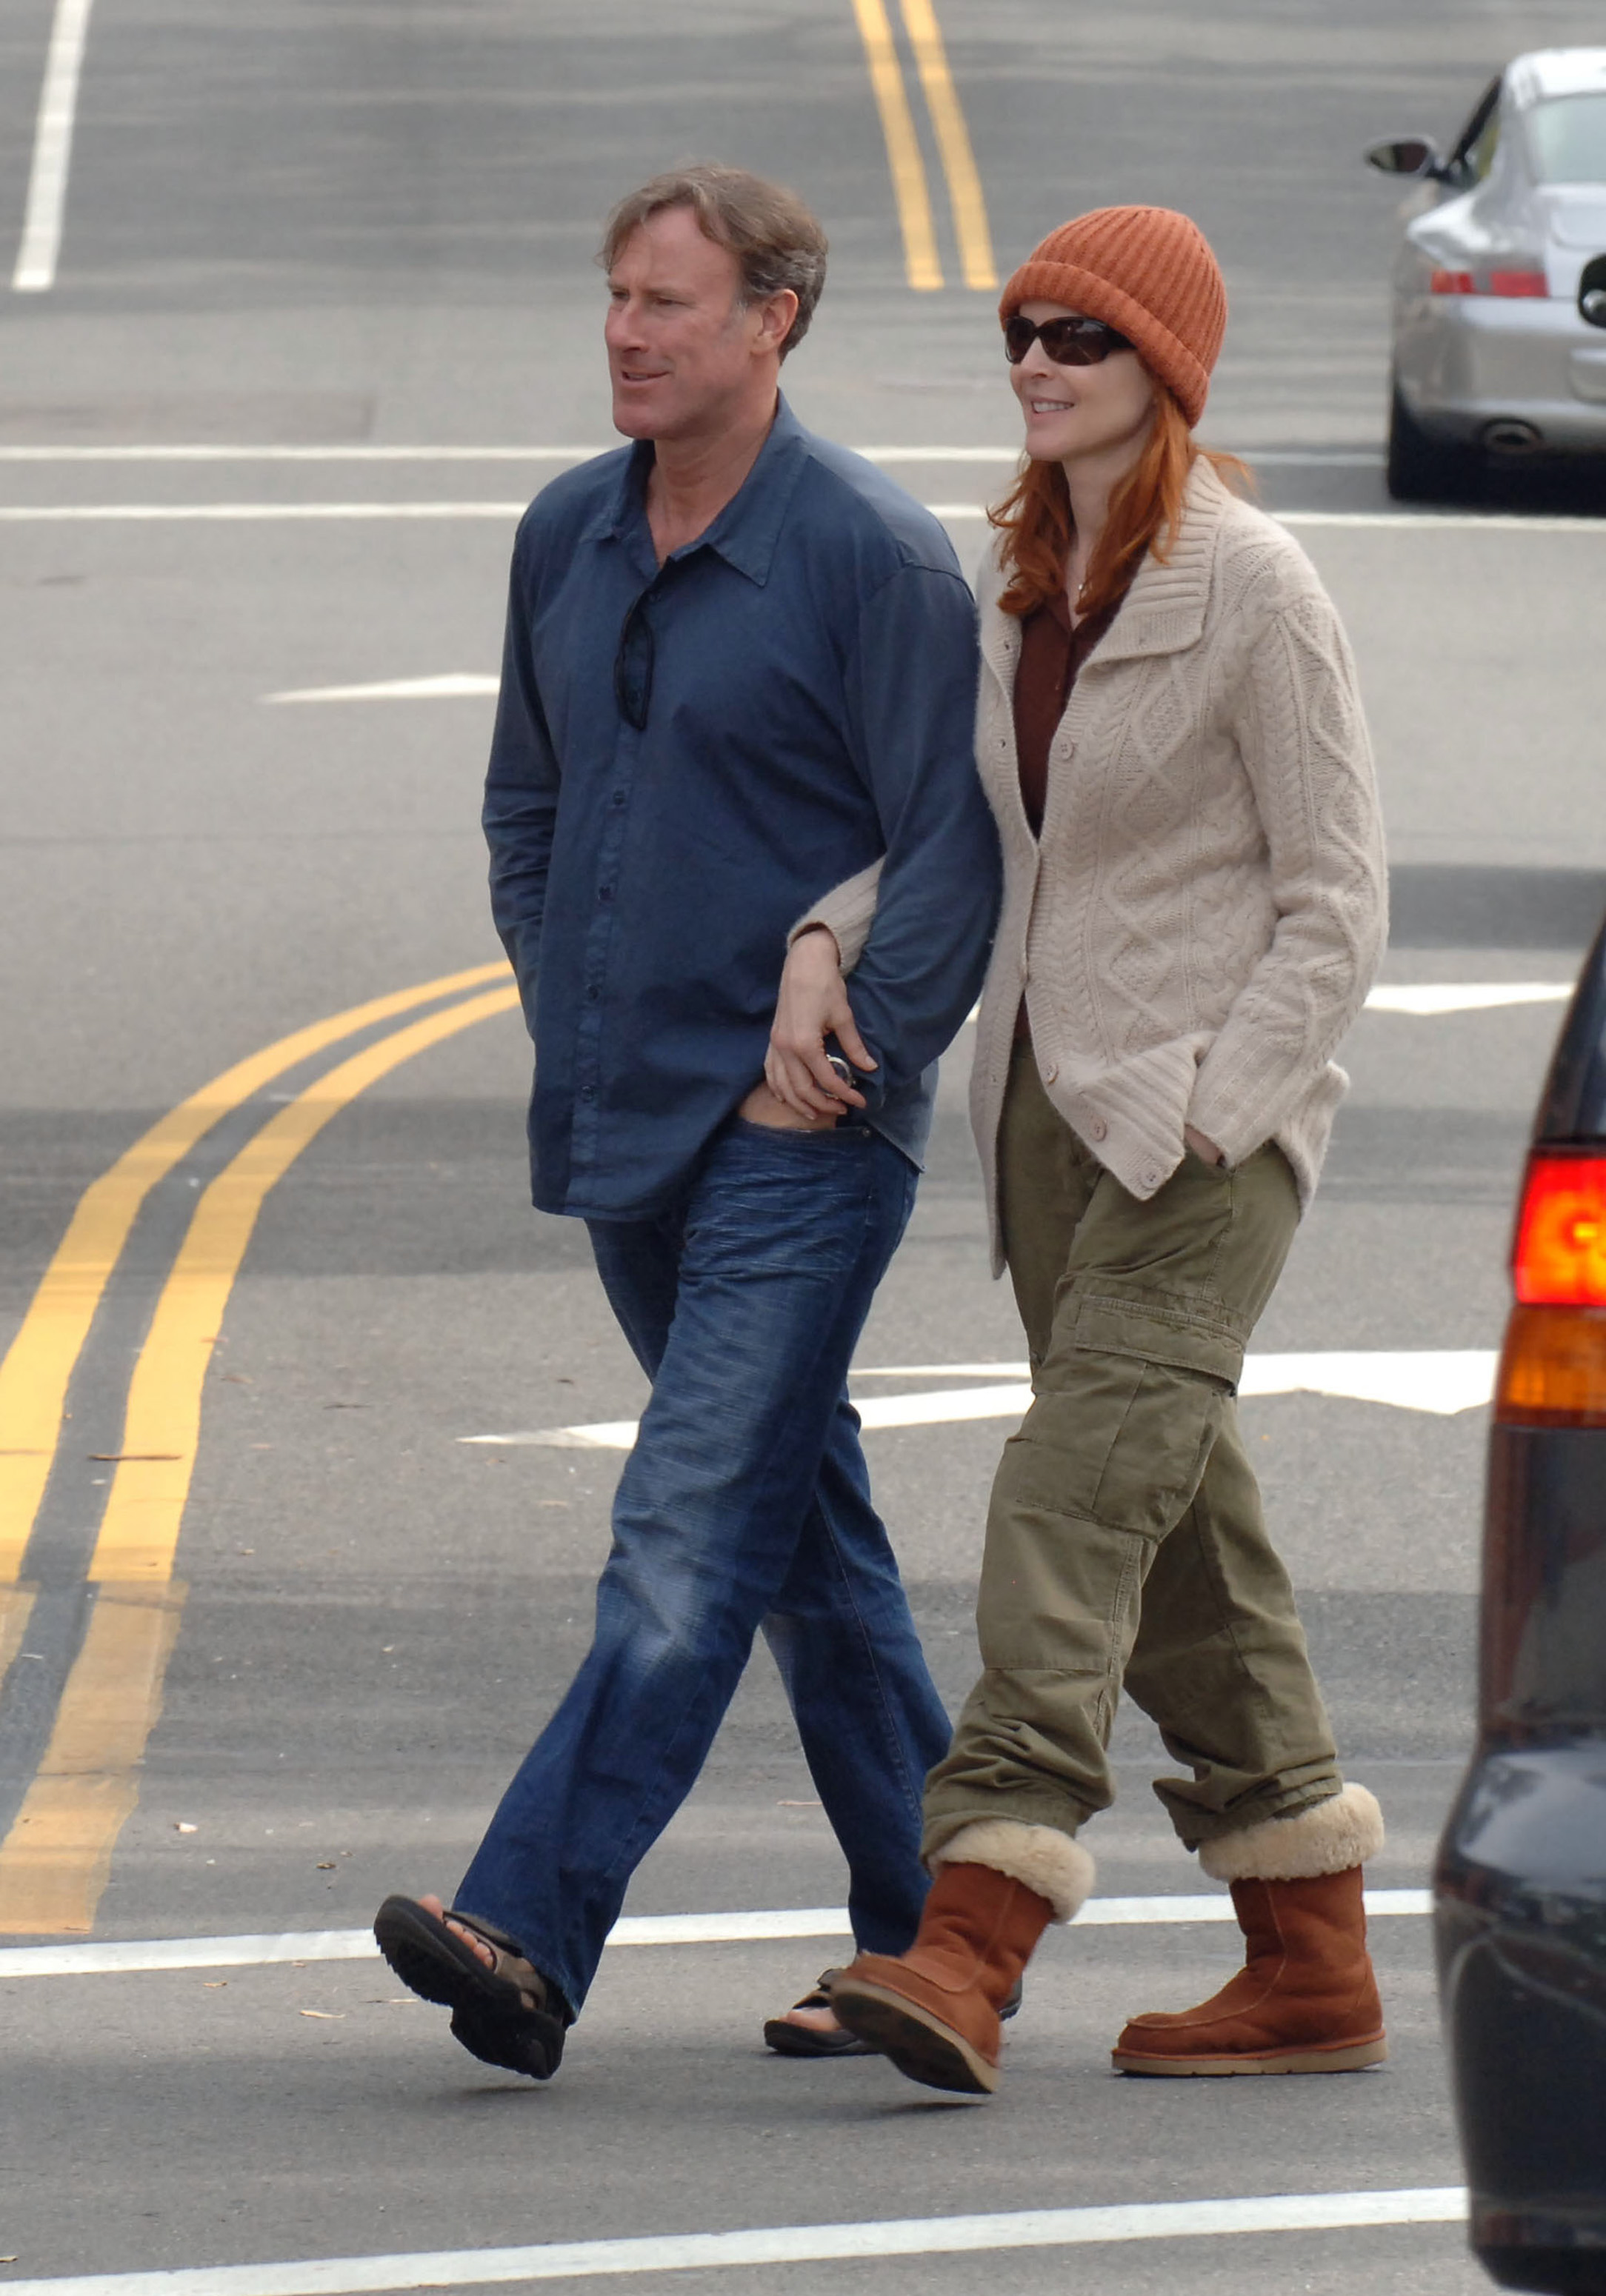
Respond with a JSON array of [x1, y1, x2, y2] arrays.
[[455, 1115, 953, 2018]]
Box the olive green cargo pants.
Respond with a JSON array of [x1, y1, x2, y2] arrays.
[[923, 1045, 1342, 1859]]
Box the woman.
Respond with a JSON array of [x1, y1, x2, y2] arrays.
[[800, 207, 1388, 2091]]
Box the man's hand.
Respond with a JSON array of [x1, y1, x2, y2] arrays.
[[1184, 1124, 1225, 1167], [762, 924, 879, 1121], [737, 1080, 839, 1130]]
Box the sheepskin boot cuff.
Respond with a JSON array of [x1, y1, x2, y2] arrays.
[[1198, 1783, 1384, 1885], [930, 1818, 1095, 1925]]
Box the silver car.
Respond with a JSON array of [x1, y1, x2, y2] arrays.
[[1367, 48, 1606, 498]]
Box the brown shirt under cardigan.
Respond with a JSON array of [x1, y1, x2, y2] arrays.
[[1012, 584, 1122, 1038], [1013, 586, 1122, 837]]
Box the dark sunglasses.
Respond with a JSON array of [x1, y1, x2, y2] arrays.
[[1003, 313, 1133, 367], [613, 589, 656, 731]]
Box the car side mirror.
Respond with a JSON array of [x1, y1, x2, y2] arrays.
[[1365, 138, 1441, 177]]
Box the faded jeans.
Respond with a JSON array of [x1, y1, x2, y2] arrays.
[[456, 1115, 951, 2018]]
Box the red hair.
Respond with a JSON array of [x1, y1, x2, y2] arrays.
[[990, 390, 1248, 621]]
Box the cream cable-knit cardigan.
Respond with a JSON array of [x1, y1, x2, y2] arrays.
[[797, 458, 1387, 1273]]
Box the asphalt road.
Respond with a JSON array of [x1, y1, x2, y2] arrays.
[[4, 1, 1606, 2292]]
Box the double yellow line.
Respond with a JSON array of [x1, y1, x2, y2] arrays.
[[851, 0, 996, 292], [0, 963, 520, 1933]]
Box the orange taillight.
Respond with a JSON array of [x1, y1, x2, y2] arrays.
[[1512, 1152, 1606, 1306], [1496, 1304, 1606, 1426], [1430, 268, 1475, 294], [1499, 1155, 1606, 1426]]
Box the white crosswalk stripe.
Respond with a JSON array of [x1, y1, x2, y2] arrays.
[[461, 1349, 1499, 1449], [0, 2186, 1468, 2296], [0, 1890, 1430, 1979]]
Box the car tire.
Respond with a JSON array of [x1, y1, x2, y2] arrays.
[[1386, 384, 1477, 502]]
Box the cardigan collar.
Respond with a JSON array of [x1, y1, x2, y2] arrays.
[[980, 454, 1230, 697]]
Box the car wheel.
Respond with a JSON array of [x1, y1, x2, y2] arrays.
[[1386, 384, 1476, 502]]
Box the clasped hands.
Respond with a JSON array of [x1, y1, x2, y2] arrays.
[[739, 924, 876, 1132]]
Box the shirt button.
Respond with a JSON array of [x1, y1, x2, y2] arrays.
[[579, 1084, 596, 1102], [598, 885, 614, 903], [611, 791, 626, 809], [585, 984, 600, 1003], [1087, 1115, 1107, 1141]]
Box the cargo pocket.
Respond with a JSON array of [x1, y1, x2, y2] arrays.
[[1086, 1357, 1228, 1537], [1011, 1290, 1242, 1544]]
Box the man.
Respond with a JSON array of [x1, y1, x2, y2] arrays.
[[375, 164, 998, 2080]]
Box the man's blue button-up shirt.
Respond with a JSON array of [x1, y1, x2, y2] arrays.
[[482, 396, 1000, 1221]]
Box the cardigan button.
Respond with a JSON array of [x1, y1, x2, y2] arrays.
[[1086, 1115, 1107, 1141], [1042, 1062, 1059, 1084]]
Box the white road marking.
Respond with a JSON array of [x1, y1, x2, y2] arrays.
[[11, 0, 95, 293], [0, 503, 530, 521], [4, 501, 1604, 535], [463, 1349, 1499, 1449], [0, 2186, 1467, 2294], [0, 447, 610, 463], [1239, 1350, 1496, 1413], [1087, 1889, 1431, 1922], [1280, 509, 1606, 533], [0, 1890, 1430, 1978], [852, 1363, 1028, 1378], [264, 674, 499, 704], [1367, 981, 1571, 1015], [1236, 450, 1386, 466], [928, 504, 1606, 535], [0, 444, 1376, 464]]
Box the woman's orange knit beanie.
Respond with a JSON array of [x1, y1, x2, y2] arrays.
[[999, 207, 1227, 428]]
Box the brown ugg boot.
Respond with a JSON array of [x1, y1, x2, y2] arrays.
[[1112, 1783, 1387, 2077], [830, 1820, 1093, 2095]]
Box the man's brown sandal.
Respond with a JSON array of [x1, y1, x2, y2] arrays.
[[764, 1966, 1024, 2058], [373, 1895, 568, 2079], [764, 1969, 878, 2057]]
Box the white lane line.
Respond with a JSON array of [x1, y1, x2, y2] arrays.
[[0, 502, 530, 521], [1280, 509, 1606, 533], [1367, 981, 1570, 1015], [0, 444, 1378, 464], [11, 0, 95, 293], [1238, 450, 1386, 466], [0, 447, 609, 463], [0, 446, 1008, 467], [927, 504, 1606, 535], [1091, 1889, 1430, 1921], [264, 674, 499, 704], [0, 1891, 1431, 1978], [5, 501, 1604, 535], [853, 1363, 1028, 1378], [1239, 1350, 1496, 1413], [0, 1908, 849, 1977], [0, 2187, 1468, 2295], [464, 1349, 1499, 1449]]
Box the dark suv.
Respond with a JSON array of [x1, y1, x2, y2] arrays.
[[1436, 918, 1606, 2293]]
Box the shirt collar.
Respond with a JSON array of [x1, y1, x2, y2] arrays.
[[594, 393, 811, 589]]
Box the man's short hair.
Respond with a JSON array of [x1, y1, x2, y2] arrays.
[[599, 164, 828, 358]]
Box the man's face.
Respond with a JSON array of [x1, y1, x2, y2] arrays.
[[605, 206, 764, 440]]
